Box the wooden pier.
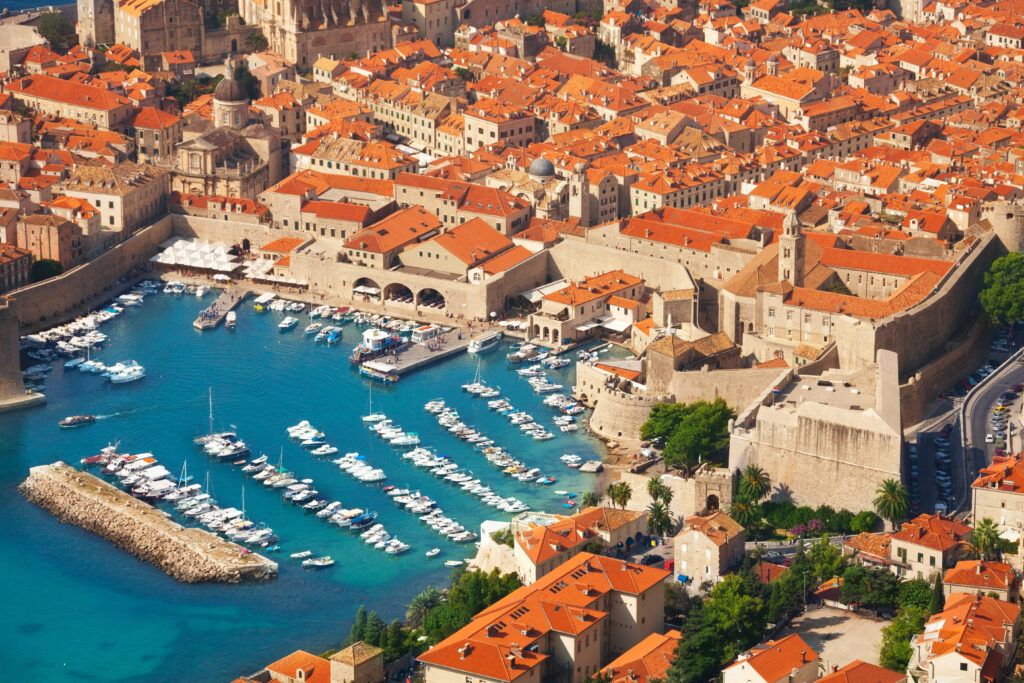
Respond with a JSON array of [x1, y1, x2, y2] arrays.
[[363, 337, 471, 378], [193, 288, 248, 331]]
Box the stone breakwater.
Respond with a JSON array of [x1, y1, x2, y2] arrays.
[[20, 462, 278, 583]]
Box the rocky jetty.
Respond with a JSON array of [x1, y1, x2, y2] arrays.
[[20, 462, 277, 583]]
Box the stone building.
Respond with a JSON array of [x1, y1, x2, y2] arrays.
[[943, 561, 1020, 603], [526, 270, 644, 347], [129, 107, 183, 164], [971, 454, 1024, 535], [78, 0, 116, 46], [418, 552, 670, 683], [60, 162, 170, 237], [0, 243, 31, 293], [238, 0, 389, 69], [14, 215, 86, 270], [673, 510, 744, 586], [722, 634, 819, 683], [167, 65, 283, 199], [889, 514, 972, 581], [113, 0, 203, 65], [329, 641, 384, 683]]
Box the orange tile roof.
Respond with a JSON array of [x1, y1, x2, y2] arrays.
[[261, 237, 306, 253], [543, 270, 643, 306], [130, 106, 180, 129], [265, 650, 331, 683], [920, 593, 1020, 671], [972, 454, 1024, 494], [682, 510, 744, 547], [601, 630, 681, 682], [344, 206, 441, 253], [301, 200, 372, 224], [944, 561, 1019, 593], [818, 660, 907, 683], [416, 218, 512, 266], [482, 245, 532, 275], [723, 634, 818, 681], [844, 532, 892, 561], [7, 75, 131, 111], [890, 514, 971, 553], [754, 560, 788, 583]]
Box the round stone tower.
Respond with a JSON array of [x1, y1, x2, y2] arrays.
[[987, 200, 1024, 254]]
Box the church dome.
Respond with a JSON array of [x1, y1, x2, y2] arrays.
[[215, 69, 247, 102], [528, 158, 555, 178]]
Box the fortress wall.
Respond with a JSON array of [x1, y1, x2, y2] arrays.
[[852, 232, 1000, 377], [10, 216, 174, 331], [171, 214, 279, 246], [666, 365, 787, 412], [613, 468, 734, 523], [547, 240, 695, 293], [899, 314, 989, 426]]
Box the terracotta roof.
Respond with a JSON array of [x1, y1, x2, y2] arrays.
[[600, 630, 681, 682], [7, 75, 131, 111], [130, 106, 180, 129], [481, 245, 532, 275], [414, 218, 512, 266], [261, 237, 306, 253], [344, 206, 441, 253], [332, 641, 383, 666], [972, 454, 1024, 494], [265, 650, 331, 683], [300, 200, 372, 224], [543, 270, 643, 306], [723, 634, 818, 681], [944, 561, 1019, 593], [818, 660, 907, 683], [891, 514, 971, 553], [754, 560, 789, 583], [844, 532, 892, 561], [919, 593, 1020, 672], [682, 511, 744, 547]]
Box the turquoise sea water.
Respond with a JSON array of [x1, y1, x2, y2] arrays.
[[0, 292, 613, 682]]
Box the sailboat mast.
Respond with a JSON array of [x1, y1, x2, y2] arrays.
[[208, 387, 214, 436]]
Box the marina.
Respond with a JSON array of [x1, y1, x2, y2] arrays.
[[2, 287, 615, 682]]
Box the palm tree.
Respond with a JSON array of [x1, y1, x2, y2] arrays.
[[972, 518, 1002, 561], [606, 481, 632, 509], [405, 586, 441, 628], [729, 499, 761, 530], [647, 477, 666, 502], [873, 479, 910, 530], [646, 500, 674, 538], [580, 490, 599, 508], [739, 464, 772, 503]]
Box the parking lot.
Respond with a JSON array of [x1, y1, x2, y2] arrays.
[[777, 607, 886, 670]]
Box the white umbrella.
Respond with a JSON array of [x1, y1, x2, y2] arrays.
[[213, 274, 230, 282]]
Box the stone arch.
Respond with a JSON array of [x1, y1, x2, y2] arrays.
[[552, 329, 560, 343], [417, 288, 446, 309], [533, 324, 540, 337], [353, 277, 382, 300], [241, 238, 251, 251], [384, 282, 413, 303], [231, 39, 238, 52], [706, 494, 719, 512]]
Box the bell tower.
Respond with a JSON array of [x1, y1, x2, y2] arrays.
[[778, 211, 804, 286]]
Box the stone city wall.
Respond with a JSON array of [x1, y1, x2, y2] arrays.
[[9, 216, 174, 331], [613, 468, 734, 524], [20, 462, 277, 583], [899, 314, 990, 426], [549, 239, 695, 293], [574, 362, 669, 441], [665, 365, 787, 410]]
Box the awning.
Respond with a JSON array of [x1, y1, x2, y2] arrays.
[[601, 318, 632, 332], [353, 285, 380, 295], [576, 321, 600, 332], [362, 360, 396, 373], [519, 280, 567, 303]]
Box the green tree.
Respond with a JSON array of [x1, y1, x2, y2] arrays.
[[729, 499, 762, 530], [880, 606, 927, 671], [897, 578, 933, 612], [347, 605, 367, 643], [362, 610, 385, 645], [702, 575, 766, 660], [667, 623, 725, 683], [245, 30, 269, 52], [646, 500, 674, 538], [580, 490, 599, 508], [647, 477, 672, 503], [554, 35, 568, 51], [840, 565, 899, 611], [739, 464, 772, 502], [873, 479, 910, 529], [606, 481, 632, 509], [216, 7, 238, 26], [970, 518, 1003, 561], [30, 258, 63, 282], [655, 399, 735, 471], [406, 586, 442, 628], [38, 12, 75, 52], [808, 535, 846, 584], [422, 601, 472, 642], [524, 13, 544, 25], [980, 252, 1024, 325], [930, 574, 945, 614], [454, 66, 472, 81], [851, 510, 880, 533], [766, 568, 805, 625]]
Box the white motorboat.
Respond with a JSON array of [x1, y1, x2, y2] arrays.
[[302, 556, 335, 568], [290, 550, 313, 559], [195, 285, 209, 297], [467, 330, 502, 353], [279, 316, 298, 330], [426, 548, 441, 558]]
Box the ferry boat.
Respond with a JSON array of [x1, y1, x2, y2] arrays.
[[359, 362, 399, 384], [59, 414, 96, 428], [225, 311, 236, 329], [410, 324, 447, 345], [468, 330, 502, 353], [349, 328, 404, 364]]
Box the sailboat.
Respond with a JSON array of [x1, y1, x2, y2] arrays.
[[194, 388, 235, 445], [362, 383, 386, 423]]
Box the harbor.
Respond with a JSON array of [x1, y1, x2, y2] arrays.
[[193, 287, 248, 330], [19, 462, 278, 583], [360, 335, 472, 379], [2, 287, 619, 682]]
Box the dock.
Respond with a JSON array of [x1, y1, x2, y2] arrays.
[[579, 460, 604, 473], [20, 462, 277, 583], [193, 288, 248, 331], [362, 337, 471, 378]]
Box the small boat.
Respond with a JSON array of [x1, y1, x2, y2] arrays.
[[444, 560, 464, 567], [426, 548, 441, 558], [302, 556, 335, 568], [279, 316, 298, 330], [195, 285, 210, 297], [225, 311, 236, 329], [304, 322, 322, 336], [59, 415, 96, 428], [290, 550, 313, 559]]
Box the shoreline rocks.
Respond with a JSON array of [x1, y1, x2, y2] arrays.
[[20, 462, 277, 584]]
